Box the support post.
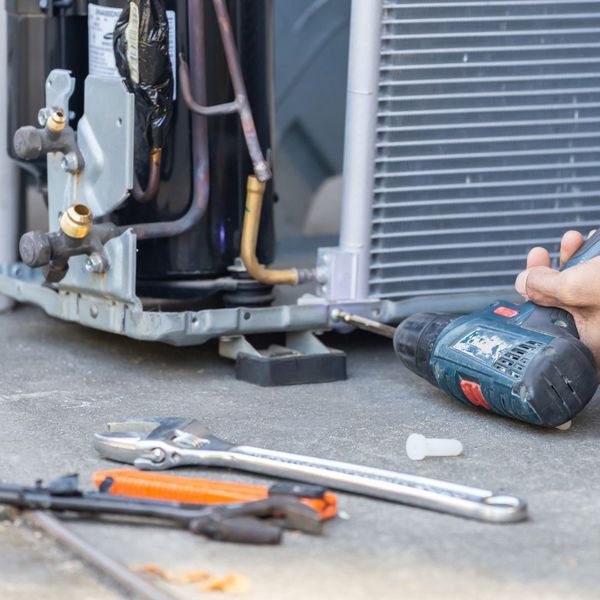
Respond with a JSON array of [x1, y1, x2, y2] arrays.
[[337, 0, 383, 300]]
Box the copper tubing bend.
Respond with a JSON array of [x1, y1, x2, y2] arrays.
[[241, 176, 315, 286], [132, 147, 162, 203], [178, 0, 272, 183]]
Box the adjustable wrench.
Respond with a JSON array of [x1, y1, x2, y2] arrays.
[[94, 417, 527, 524]]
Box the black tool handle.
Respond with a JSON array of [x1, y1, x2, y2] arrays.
[[189, 515, 282, 544]]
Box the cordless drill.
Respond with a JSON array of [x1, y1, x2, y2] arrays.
[[335, 232, 600, 427]]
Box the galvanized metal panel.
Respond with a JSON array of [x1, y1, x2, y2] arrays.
[[370, 0, 600, 300]]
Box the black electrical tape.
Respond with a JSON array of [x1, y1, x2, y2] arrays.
[[113, 0, 173, 149]]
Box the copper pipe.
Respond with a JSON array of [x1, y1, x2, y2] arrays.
[[212, 0, 271, 182], [178, 0, 271, 183], [129, 0, 209, 241], [127, 0, 271, 239], [178, 53, 239, 116], [132, 147, 162, 203], [241, 176, 315, 286]]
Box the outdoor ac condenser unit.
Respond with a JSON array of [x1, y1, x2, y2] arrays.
[[1, 0, 599, 382], [329, 0, 600, 319]]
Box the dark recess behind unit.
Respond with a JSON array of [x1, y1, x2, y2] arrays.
[[6, 0, 275, 283], [6, 0, 89, 153]]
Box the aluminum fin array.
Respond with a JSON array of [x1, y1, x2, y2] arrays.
[[370, 0, 600, 299]]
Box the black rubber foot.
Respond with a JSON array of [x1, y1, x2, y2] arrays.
[[235, 351, 347, 386]]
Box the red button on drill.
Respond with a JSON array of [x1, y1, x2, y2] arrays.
[[493, 306, 519, 318], [460, 380, 491, 410]]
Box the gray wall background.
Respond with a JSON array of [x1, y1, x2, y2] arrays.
[[273, 0, 351, 238]]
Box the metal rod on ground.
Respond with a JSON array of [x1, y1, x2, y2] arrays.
[[331, 308, 396, 339], [24, 511, 174, 600]]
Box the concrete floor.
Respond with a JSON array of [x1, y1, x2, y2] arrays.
[[0, 304, 599, 599]]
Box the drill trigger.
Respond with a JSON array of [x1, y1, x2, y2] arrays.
[[460, 379, 491, 410]]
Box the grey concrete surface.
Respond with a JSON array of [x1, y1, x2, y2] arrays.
[[0, 304, 599, 599]]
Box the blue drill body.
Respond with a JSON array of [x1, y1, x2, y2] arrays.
[[395, 231, 600, 427]]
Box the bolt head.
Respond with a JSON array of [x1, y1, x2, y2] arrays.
[[37, 108, 52, 127], [151, 448, 166, 463], [61, 152, 79, 174], [85, 253, 105, 274]]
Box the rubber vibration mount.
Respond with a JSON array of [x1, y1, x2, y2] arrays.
[[235, 350, 347, 386]]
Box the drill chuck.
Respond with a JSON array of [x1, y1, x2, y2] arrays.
[[394, 313, 455, 385]]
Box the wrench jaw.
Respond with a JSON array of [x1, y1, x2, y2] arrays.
[[94, 418, 237, 470], [132, 440, 203, 471], [92, 418, 176, 466], [93, 430, 148, 466]]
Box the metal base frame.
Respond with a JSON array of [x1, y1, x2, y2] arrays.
[[0, 263, 521, 346]]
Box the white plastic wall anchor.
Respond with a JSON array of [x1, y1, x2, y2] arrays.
[[406, 433, 463, 461]]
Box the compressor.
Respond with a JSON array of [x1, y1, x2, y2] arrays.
[[7, 0, 277, 303], [3, 0, 600, 391]]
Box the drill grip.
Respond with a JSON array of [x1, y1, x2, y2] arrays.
[[561, 228, 600, 269]]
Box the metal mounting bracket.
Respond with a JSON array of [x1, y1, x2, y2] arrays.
[[316, 247, 361, 301], [44, 69, 75, 123], [46, 71, 134, 227]]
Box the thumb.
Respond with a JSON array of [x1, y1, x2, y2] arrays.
[[559, 230, 585, 268], [515, 266, 565, 307]]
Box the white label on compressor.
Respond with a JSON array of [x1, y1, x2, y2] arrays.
[[125, 1, 140, 83], [88, 3, 177, 98]]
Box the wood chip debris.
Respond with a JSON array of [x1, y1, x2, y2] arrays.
[[200, 573, 251, 595], [131, 564, 176, 580], [131, 564, 251, 594]]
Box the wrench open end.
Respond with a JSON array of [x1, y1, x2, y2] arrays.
[[481, 495, 528, 523]]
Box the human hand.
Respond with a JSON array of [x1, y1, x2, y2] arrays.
[[515, 230, 600, 379]]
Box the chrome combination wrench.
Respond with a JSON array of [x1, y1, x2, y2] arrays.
[[94, 417, 527, 524]]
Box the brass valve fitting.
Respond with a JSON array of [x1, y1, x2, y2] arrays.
[[59, 204, 93, 239], [46, 110, 66, 133]]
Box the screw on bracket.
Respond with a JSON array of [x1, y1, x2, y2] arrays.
[[85, 253, 107, 274]]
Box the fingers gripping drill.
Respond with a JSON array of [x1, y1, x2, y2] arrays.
[[333, 231, 600, 427]]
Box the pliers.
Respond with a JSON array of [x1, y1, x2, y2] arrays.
[[0, 474, 322, 544]]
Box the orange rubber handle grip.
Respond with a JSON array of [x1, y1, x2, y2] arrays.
[[93, 470, 337, 521]]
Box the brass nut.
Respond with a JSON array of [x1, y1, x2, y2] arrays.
[[60, 204, 93, 239], [246, 175, 266, 195], [46, 110, 66, 133], [150, 147, 162, 164]]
